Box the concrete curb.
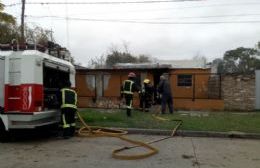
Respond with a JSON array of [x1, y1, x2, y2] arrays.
[[112, 128, 260, 140]]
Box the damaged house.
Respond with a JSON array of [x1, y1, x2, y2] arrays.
[[75, 60, 224, 111]]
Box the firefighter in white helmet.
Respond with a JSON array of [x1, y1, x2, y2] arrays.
[[121, 72, 140, 117], [60, 81, 78, 139]]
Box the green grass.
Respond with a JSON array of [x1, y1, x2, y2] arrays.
[[78, 108, 260, 133]]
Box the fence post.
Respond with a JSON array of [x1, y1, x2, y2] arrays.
[[102, 74, 104, 97], [219, 74, 222, 99], [192, 74, 195, 101], [119, 74, 122, 108], [95, 74, 97, 98]]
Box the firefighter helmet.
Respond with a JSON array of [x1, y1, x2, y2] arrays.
[[128, 72, 136, 78], [143, 79, 150, 84]]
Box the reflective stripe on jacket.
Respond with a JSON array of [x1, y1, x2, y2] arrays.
[[122, 80, 134, 95], [61, 88, 77, 109]]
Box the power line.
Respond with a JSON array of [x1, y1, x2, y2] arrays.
[[5, 0, 202, 6], [4, 3, 21, 7], [25, 13, 260, 20], [155, 2, 260, 9], [178, 13, 260, 19], [6, 1, 260, 16], [5, 1, 260, 17], [6, 1, 260, 7], [25, 15, 260, 24], [26, 0, 202, 5], [26, 1, 260, 7], [65, 2, 260, 16], [132, 13, 260, 20]]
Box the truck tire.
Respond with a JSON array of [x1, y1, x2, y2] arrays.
[[0, 119, 10, 143]]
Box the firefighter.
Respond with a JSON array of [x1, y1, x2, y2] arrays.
[[140, 79, 154, 112], [158, 75, 173, 114], [121, 72, 140, 117], [60, 81, 78, 139]]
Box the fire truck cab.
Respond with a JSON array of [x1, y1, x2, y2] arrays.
[[0, 50, 75, 141]]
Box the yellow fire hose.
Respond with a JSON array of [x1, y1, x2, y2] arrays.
[[76, 111, 182, 160]]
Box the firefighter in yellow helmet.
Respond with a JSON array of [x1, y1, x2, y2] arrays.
[[140, 79, 154, 112], [121, 72, 140, 117], [60, 81, 77, 139]]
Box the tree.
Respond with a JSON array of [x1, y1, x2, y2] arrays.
[[0, 2, 18, 43], [211, 58, 225, 74], [0, 23, 20, 44], [25, 25, 53, 46], [0, 2, 54, 45], [105, 50, 152, 68], [105, 50, 137, 67], [192, 52, 207, 64], [88, 55, 106, 68], [213, 46, 260, 74], [0, 2, 15, 24], [192, 52, 207, 68], [138, 54, 151, 63], [105, 43, 151, 68], [223, 47, 259, 74], [256, 41, 260, 56], [0, 1, 74, 63]]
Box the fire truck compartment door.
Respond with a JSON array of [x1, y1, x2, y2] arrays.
[[0, 56, 4, 107]]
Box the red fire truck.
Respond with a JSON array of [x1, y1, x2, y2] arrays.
[[0, 49, 75, 141]]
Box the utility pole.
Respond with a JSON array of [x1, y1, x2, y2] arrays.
[[21, 0, 26, 44], [65, 0, 70, 49]]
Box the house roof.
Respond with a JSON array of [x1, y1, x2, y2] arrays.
[[113, 59, 208, 69], [113, 63, 171, 69], [75, 59, 209, 72], [75, 64, 89, 70], [157, 59, 207, 69]]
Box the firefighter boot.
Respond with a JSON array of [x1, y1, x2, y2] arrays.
[[126, 109, 132, 117]]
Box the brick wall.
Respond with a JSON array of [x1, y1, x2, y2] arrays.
[[222, 75, 255, 111]]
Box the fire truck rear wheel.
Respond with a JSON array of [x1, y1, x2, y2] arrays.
[[0, 119, 10, 143]]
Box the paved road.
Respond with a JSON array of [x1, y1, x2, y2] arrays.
[[0, 134, 260, 168]]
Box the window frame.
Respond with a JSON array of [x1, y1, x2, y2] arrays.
[[177, 74, 193, 87]]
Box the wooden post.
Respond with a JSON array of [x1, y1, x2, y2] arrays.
[[192, 74, 195, 101]]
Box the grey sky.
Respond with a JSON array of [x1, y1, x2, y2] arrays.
[[3, 0, 260, 66]]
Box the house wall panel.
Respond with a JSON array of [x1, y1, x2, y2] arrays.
[[76, 68, 224, 111]]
